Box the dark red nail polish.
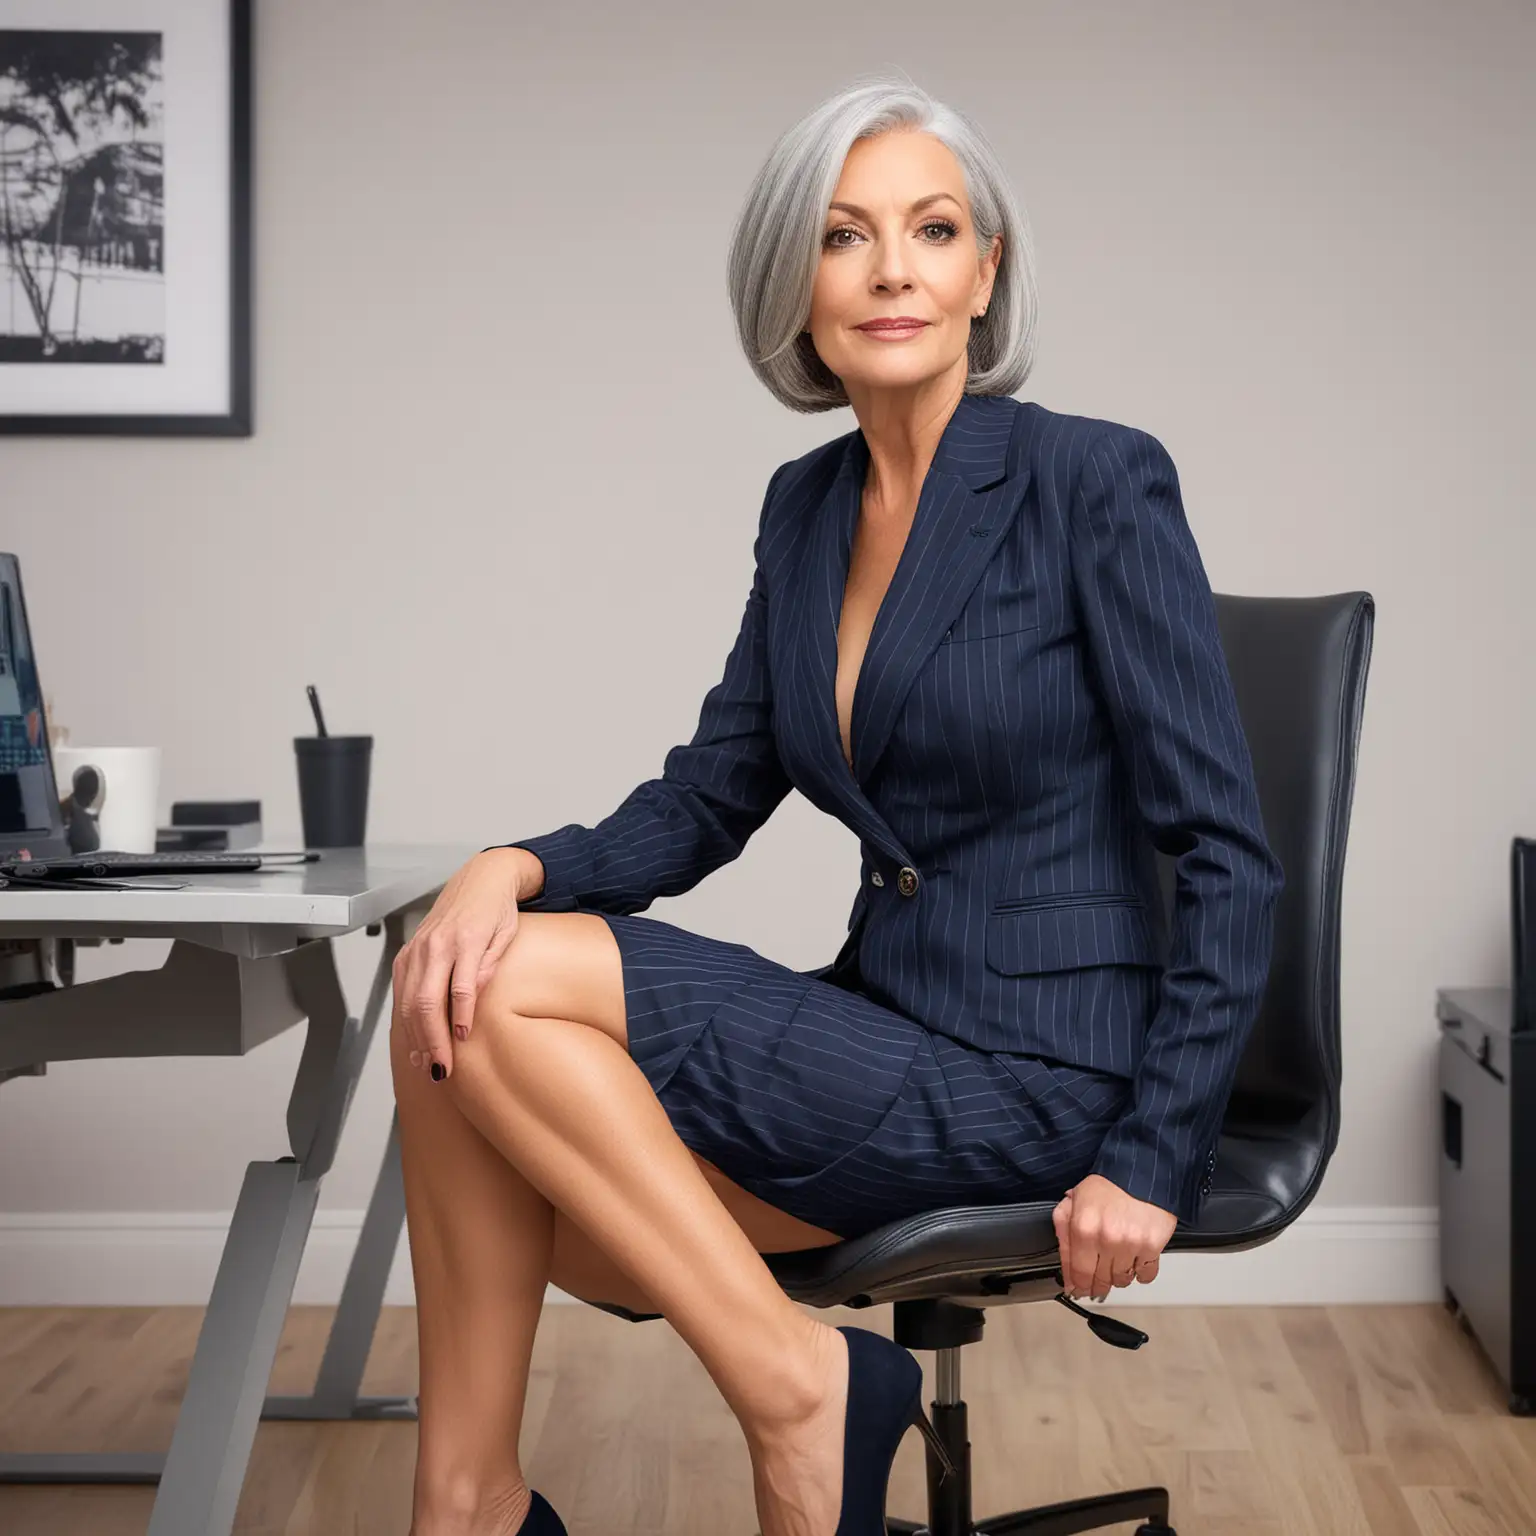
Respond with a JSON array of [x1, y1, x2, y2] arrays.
[[430, 1062, 445, 1081]]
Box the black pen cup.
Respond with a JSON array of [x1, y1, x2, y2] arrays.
[[294, 735, 372, 848]]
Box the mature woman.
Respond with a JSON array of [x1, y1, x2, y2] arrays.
[[389, 74, 1284, 1536]]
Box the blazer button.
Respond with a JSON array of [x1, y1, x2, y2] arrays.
[[870, 870, 884, 887], [897, 866, 919, 897]]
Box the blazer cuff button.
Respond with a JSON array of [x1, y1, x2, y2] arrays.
[[897, 866, 919, 897]]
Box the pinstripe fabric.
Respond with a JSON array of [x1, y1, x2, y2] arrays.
[[501, 393, 1285, 1224], [594, 908, 1134, 1240]]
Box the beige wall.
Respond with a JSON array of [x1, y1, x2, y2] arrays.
[[3, 0, 1532, 1257]]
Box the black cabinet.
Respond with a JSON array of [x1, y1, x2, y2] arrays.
[[1437, 985, 1533, 1414]]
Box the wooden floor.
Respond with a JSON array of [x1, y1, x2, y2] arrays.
[[0, 1300, 1531, 1534]]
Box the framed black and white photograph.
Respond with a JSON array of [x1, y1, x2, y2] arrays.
[[0, 0, 250, 434]]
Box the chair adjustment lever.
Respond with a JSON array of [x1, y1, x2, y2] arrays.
[[1054, 1293, 1149, 1350]]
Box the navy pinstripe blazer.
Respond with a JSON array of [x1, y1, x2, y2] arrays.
[[503, 392, 1285, 1223]]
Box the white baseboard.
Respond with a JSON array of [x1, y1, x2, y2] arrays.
[[0, 1205, 1441, 1309]]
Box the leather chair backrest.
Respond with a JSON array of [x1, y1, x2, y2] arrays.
[[1153, 593, 1374, 1142]]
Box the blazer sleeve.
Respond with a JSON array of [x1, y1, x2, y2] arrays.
[[489, 464, 794, 915], [1066, 424, 1286, 1224]]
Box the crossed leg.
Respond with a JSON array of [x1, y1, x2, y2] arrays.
[[392, 909, 850, 1536]]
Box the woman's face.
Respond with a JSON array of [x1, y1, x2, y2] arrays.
[[806, 128, 1001, 406]]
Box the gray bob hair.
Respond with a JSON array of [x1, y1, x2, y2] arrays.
[[726, 72, 1039, 413]]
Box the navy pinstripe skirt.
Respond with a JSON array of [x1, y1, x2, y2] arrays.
[[596, 910, 1134, 1242]]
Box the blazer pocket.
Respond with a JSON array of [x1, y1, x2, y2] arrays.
[[985, 898, 1160, 975], [940, 617, 1041, 643], [990, 888, 1144, 914]]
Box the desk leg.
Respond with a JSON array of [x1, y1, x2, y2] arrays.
[[262, 1106, 417, 1422], [0, 1166, 323, 1513], [262, 915, 417, 1422], [144, 1161, 322, 1535], [140, 927, 397, 1536], [0, 918, 423, 1520]]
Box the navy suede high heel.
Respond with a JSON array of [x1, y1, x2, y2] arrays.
[[517, 1489, 566, 1535], [834, 1324, 955, 1535]]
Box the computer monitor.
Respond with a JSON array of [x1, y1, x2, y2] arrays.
[[0, 553, 69, 859]]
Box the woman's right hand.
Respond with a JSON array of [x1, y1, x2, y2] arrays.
[[391, 847, 538, 1081]]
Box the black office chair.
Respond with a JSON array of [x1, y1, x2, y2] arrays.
[[586, 591, 1375, 1536]]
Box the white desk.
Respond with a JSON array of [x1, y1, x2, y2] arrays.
[[0, 842, 475, 1536]]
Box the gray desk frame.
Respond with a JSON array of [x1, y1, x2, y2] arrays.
[[0, 844, 474, 1536]]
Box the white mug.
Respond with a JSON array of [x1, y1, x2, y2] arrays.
[[53, 746, 162, 854]]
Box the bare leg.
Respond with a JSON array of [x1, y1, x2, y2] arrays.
[[392, 1005, 551, 1535], [393, 912, 850, 1536], [426, 912, 856, 1536]]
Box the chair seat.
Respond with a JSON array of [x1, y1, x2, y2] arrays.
[[761, 1115, 1326, 1309]]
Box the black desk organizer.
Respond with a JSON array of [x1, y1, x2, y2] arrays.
[[1436, 837, 1536, 1415]]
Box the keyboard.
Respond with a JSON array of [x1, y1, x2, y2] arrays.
[[0, 851, 267, 879]]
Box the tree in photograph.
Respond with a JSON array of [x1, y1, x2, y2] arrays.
[[0, 31, 161, 359]]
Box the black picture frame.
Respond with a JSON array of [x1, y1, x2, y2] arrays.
[[0, 0, 252, 436]]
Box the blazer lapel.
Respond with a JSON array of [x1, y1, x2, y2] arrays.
[[790, 443, 909, 864], [829, 393, 1032, 792], [792, 394, 1031, 853]]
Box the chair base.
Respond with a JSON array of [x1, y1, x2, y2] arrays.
[[885, 1491, 1173, 1534], [886, 1397, 1173, 1535], [888, 1300, 1176, 1536]]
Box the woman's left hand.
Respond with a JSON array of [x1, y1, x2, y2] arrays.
[[1052, 1174, 1177, 1299]]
